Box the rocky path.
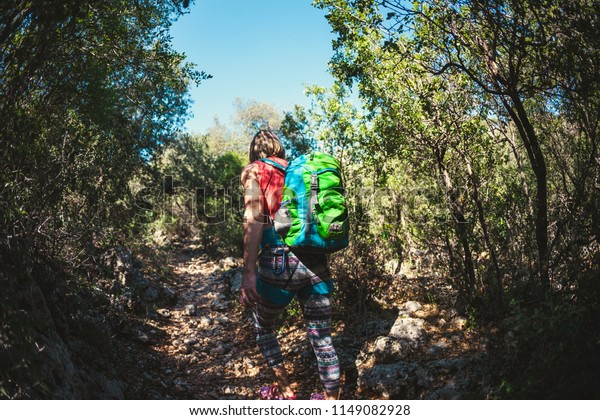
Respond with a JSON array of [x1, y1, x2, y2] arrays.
[[122, 241, 499, 400], [119, 242, 262, 399]]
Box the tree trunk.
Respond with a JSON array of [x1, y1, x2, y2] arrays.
[[464, 158, 503, 306], [502, 94, 550, 292], [502, 127, 535, 220], [440, 165, 477, 300]]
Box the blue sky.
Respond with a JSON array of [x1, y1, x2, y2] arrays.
[[170, 0, 337, 134]]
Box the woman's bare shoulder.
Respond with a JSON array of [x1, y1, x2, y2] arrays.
[[241, 162, 259, 185]]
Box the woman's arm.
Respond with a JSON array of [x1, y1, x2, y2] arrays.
[[240, 163, 264, 307]]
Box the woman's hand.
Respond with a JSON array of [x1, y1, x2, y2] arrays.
[[240, 270, 260, 308]]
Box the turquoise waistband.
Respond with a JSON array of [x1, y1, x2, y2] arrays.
[[261, 226, 285, 249], [256, 277, 334, 306]]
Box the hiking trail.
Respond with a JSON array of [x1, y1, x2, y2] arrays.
[[118, 240, 499, 400]]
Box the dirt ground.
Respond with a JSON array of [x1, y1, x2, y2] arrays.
[[116, 240, 499, 400]]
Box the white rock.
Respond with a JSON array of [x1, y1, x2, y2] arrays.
[[373, 336, 408, 362], [219, 257, 236, 268], [405, 301, 423, 313], [389, 317, 425, 342]]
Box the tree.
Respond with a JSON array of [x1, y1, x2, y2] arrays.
[[0, 0, 208, 257], [0, 0, 210, 399], [279, 106, 318, 159], [315, 0, 600, 299], [234, 98, 283, 135]]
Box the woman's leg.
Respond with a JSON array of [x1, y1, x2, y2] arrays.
[[253, 298, 296, 398], [299, 292, 341, 399]]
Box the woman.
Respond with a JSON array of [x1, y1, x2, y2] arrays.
[[239, 130, 340, 400]]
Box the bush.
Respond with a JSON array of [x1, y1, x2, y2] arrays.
[[500, 298, 600, 399]]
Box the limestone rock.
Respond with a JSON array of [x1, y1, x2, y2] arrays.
[[357, 361, 422, 399], [404, 301, 423, 313], [219, 257, 236, 269], [389, 317, 425, 342], [229, 270, 242, 294], [373, 336, 409, 363]]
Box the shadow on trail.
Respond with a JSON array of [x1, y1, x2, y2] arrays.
[[337, 273, 499, 400], [125, 242, 498, 400]]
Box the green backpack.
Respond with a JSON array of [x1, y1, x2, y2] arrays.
[[260, 152, 349, 253]]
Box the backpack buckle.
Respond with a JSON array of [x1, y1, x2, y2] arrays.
[[310, 173, 318, 190]]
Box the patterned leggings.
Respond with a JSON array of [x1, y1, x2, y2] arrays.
[[254, 293, 340, 391], [253, 249, 341, 392]]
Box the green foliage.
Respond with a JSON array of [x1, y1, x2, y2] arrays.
[[313, 0, 600, 307], [0, 0, 205, 398], [140, 98, 301, 257], [307, 0, 600, 398], [142, 132, 245, 256], [500, 298, 600, 399], [465, 305, 478, 331], [279, 106, 318, 159], [279, 300, 303, 331], [0, 0, 208, 259], [233, 98, 283, 137]]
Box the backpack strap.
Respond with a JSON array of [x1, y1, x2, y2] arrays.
[[307, 173, 319, 239], [259, 158, 286, 173]]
